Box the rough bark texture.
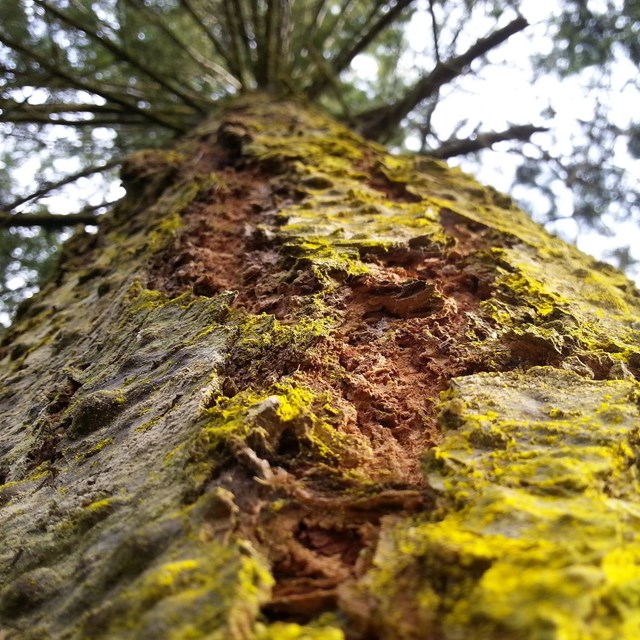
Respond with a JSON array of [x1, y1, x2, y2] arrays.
[[2, 96, 640, 640]]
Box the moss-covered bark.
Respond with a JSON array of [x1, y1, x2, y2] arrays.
[[2, 95, 640, 639]]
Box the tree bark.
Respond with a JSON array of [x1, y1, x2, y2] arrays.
[[2, 95, 640, 640]]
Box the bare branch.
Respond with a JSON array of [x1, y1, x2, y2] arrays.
[[295, 0, 329, 60], [428, 0, 440, 63], [262, 0, 288, 89], [7, 159, 122, 211], [320, 0, 360, 55], [356, 16, 529, 141], [231, 0, 257, 80], [0, 100, 127, 116], [0, 212, 100, 229], [0, 114, 157, 127], [430, 124, 549, 159], [307, 44, 354, 121]]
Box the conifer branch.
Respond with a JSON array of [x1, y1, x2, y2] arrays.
[[308, 0, 417, 98], [32, 0, 208, 114], [0, 115, 148, 127], [356, 16, 529, 141], [230, 0, 257, 81], [428, 0, 441, 63], [296, 0, 329, 60], [222, 0, 253, 87], [307, 44, 354, 121], [316, 0, 358, 61], [123, 0, 240, 89], [265, 0, 286, 89], [178, 0, 242, 84], [0, 30, 184, 132], [290, 0, 348, 81]]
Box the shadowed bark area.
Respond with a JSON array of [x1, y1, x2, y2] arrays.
[[2, 96, 640, 640]]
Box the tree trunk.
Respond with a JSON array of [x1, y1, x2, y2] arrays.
[[2, 95, 640, 640]]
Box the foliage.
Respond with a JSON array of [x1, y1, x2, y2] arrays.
[[510, 0, 640, 249], [0, 225, 62, 324]]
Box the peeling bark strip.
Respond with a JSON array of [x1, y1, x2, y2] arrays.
[[2, 97, 640, 640]]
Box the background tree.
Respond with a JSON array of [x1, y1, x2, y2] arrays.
[[1, 0, 637, 324]]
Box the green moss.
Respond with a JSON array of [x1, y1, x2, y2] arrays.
[[66, 389, 126, 439], [147, 210, 183, 253], [124, 280, 169, 314], [83, 497, 116, 513], [82, 540, 273, 640], [75, 437, 113, 462], [278, 188, 449, 273], [0, 567, 64, 617]]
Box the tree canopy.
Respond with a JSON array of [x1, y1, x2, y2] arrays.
[[1, 0, 638, 322]]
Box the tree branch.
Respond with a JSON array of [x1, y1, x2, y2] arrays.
[[306, 44, 354, 121], [0, 29, 184, 132], [294, 0, 329, 61], [356, 16, 529, 141], [308, 0, 417, 98], [0, 212, 100, 229], [123, 0, 240, 90], [428, 0, 441, 63], [0, 100, 126, 116], [430, 124, 549, 159], [221, 0, 253, 87], [32, 0, 208, 114], [0, 114, 159, 127], [264, 0, 280, 88], [178, 0, 241, 83], [6, 159, 122, 211]]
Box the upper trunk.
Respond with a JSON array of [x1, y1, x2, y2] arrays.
[[2, 95, 640, 640]]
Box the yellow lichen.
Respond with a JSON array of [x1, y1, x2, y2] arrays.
[[360, 368, 640, 639]]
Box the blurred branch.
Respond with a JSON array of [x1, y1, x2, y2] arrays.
[[0, 100, 128, 116], [356, 16, 529, 141], [0, 211, 100, 229], [308, 0, 417, 97], [6, 159, 122, 211], [264, 0, 290, 89], [123, 0, 240, 89], [428, 0, 440, 63], [178, 0, 243, 84], [295, 0, 330, 63], [0, 29, 184, 132], [32, 0, 208, 113], [431, 124, 549, 158], [222, 0, 254, 86], [0, 99, 196, 127], [0, 115, 157, 127], [307, 44, 354, 121]]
